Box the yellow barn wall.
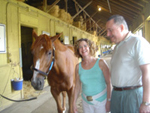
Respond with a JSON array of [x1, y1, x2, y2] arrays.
[[55, 21, 70, 42], [72, 28, 81, 39], [0, 0, 53, 110], [131, 2, 150, 42], [145, 21, 150, 42], [38, 17, 50, 34], [0, 0, 7, 65], [143, 2, 150, 42], [50, 19, 56, 36], [0, 1, 23, 111], [81, 32, 87, 39]]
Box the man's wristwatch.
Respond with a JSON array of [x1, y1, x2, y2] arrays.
[[142, 101, 150, 106]]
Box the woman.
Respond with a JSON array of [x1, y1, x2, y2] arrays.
[[73, 38, 111, 113]]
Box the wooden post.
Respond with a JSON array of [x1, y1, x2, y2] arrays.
[[64, 0, 68, 12], [43, 0, 47, 12]]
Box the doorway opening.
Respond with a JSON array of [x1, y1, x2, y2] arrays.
[[72, 36, 77, 45], [56, 32, 64, 43], [21, 26, 33, 81]]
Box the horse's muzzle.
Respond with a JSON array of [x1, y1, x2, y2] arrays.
[[31, 77, 44, 90]]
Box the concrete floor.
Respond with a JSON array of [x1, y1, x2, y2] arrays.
[[0, 86, 83, 113], [0, 54, 111, 113]]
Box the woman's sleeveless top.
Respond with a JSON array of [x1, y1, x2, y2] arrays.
[[79, 58, 107, 105]]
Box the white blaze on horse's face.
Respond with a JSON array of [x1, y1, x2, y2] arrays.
[[40, 46, 43, 50], [32, 59, 40, 81]]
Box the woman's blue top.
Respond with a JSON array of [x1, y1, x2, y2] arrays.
[[79, 58, 107, 105]]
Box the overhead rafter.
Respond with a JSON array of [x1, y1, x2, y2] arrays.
[[64, 0, 68, 12], [127, 0, 146, 7], [46, 0, 60, 13], [99, 1, 139, 17], [118, 0, 142, 13], [43, 0, 47, 11], [142, 0, 150, 3], [24, 0, 150, 38], [72, 0, 104, 33], [84, 11, 98, 24], [72, 0, 92, 19], [107, 0, 111, 13]]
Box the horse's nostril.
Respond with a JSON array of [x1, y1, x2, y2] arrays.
[[38, 80, 42, 86], [31, 81, 36, 87], [40, 81, 42, 85], [33, 82, 36, 86]]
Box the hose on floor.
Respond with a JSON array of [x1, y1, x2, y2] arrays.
[[0, 94, 37, 102]]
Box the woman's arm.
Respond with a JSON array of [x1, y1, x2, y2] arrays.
[[99, 59, 112, 112], [73, 64, 82, 113]]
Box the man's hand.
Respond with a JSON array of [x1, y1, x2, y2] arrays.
[[140, 103, 150, 113]]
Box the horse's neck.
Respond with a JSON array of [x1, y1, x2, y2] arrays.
[[54, 40, 67, 51], [53, 41, 72, 75]]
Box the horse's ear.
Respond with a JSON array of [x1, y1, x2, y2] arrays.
[[32, 30, 38, 39], [51, 33, 63, 42]]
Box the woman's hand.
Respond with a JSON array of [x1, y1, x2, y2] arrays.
[[73, 104, 78, 113], [106, 101, 110, 112]]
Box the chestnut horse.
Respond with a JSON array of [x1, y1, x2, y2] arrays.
[[31, 31, 78, 113]]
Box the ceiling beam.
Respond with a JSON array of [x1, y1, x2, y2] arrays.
[[43, 0, 47, 12], [72, 0, 103, 31], [99, 29, 106, 35], [72, 0, 92, 19], [142, 0, 149, 3], [112, 0, 142, 11], [93, 1, 137, 25], [46, 0, 60, 13], [99, 1, 139, 17], [64, 0, 68, 12], [107, 0, 111, 13], [84, 11, 98, 24], [118, 0, 142, 13], [127, 0, 145, 8], [75, 2, 79, 12]]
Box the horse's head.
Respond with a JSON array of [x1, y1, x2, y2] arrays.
[[31, 30, 62, 90]]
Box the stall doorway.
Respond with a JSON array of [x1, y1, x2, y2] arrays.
[[72, 36, 77, 45], [21, 26, 33, 81], [56, 32, 64, 43]]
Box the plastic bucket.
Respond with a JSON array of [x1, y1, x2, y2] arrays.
[[11, 79, 23, 90]]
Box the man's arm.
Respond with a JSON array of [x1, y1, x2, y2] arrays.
[[139, 64, 150, 113]]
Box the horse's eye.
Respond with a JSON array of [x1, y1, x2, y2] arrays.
[[47, 51, 51, 55]]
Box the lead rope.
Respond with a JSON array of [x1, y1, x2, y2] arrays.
[[0, 94, 37, 102]]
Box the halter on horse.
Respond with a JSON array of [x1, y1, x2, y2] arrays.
[[31, 31, 78, 113]]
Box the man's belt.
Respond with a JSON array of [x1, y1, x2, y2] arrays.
[[113, 85, 142, 91]]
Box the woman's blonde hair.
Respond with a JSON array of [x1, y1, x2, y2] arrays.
[[74, 38, 96, 58]]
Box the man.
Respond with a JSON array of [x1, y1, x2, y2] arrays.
[[106, 15, 150, 113]]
